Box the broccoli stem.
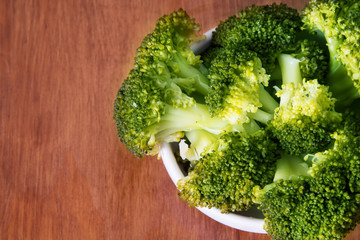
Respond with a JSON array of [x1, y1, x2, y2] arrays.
[[182, 129, 218, 160], [248, 109, 274, 125], [243, 119, 261, 134], [277, 53, 303, 108], [327, 37, 342, 75], [173, 54, 210, 96], [325, 37, 360, 109], [278, 53, 302, 87], [273, 154, 310, 182], [259, 84, 279, 113]]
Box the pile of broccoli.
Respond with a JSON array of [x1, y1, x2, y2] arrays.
[[113, 1, 360, 239]]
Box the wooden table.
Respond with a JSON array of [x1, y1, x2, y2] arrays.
[[1, 0, 360, 239]]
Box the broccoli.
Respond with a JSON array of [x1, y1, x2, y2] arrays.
[[281, 39, 329, 84], [204, 38, 340, 155], [114, 9, 262, 157], [114, 68, 243, 157], [253, 112, 360, 240], [114, 10, 216, 157], [113, 4, 360, 240], [200, 45, 226, 69], [212, 3, 303, 72], [269, 48, 342, 155], [302, 0, 360, 108], [205, 3, 339, 155], [177, 129, 279, 212], [205, 48, 276, 125]]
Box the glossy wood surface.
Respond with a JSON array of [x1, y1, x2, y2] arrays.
[[1, 0, 360, 239]]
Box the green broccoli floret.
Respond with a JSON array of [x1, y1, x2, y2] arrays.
[[114, 68, 249, 157], [203, 37, 340, 155], [205, 48, 277, 125], [114, 10, 241, 157], [212, 3, 303, 72], [177, 129, 280, 212], [302, 0, 360, 109], [282, 39, 330, 84], [268, 47, 342, 155], [208, 4, 339, 155], [337, 1, 360, 84], [200, 45, 226, 69], [254, 115, 360, 240], [134, 9, 209, 97]]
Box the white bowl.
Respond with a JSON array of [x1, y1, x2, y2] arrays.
[[159, 28, 266, 234]]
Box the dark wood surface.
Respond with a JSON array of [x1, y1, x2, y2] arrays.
[[1, 0, 360, 239]]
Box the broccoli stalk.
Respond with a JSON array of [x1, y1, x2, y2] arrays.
[[169, 53, 210, 96], [318, 31, 359, 109]]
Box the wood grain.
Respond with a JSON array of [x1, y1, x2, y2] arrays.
[[1, 0, 360, 239]]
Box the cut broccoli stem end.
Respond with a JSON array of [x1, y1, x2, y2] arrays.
[[278, 53, 302, 87], [248, 109, 274, 125]]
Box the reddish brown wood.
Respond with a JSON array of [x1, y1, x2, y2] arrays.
[[1, 0, 360, 239]]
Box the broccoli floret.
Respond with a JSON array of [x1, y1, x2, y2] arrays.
[[337, 1, 360, 84], [334, 111, 360, 193], [254, 118, 360, 240], [200, 45, 226, 69], [212, 3, 303, 72], [270, 78, 342, 155], [205, 48, 277, 125], [177, 129, 280, 212], [114, 10, 242, 157], [268, 47, 342, 155], [134, 9, 209, 97], [114, 69, 243, 157], [302, 0, 360, 109], [209, 5, 338, 155]]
